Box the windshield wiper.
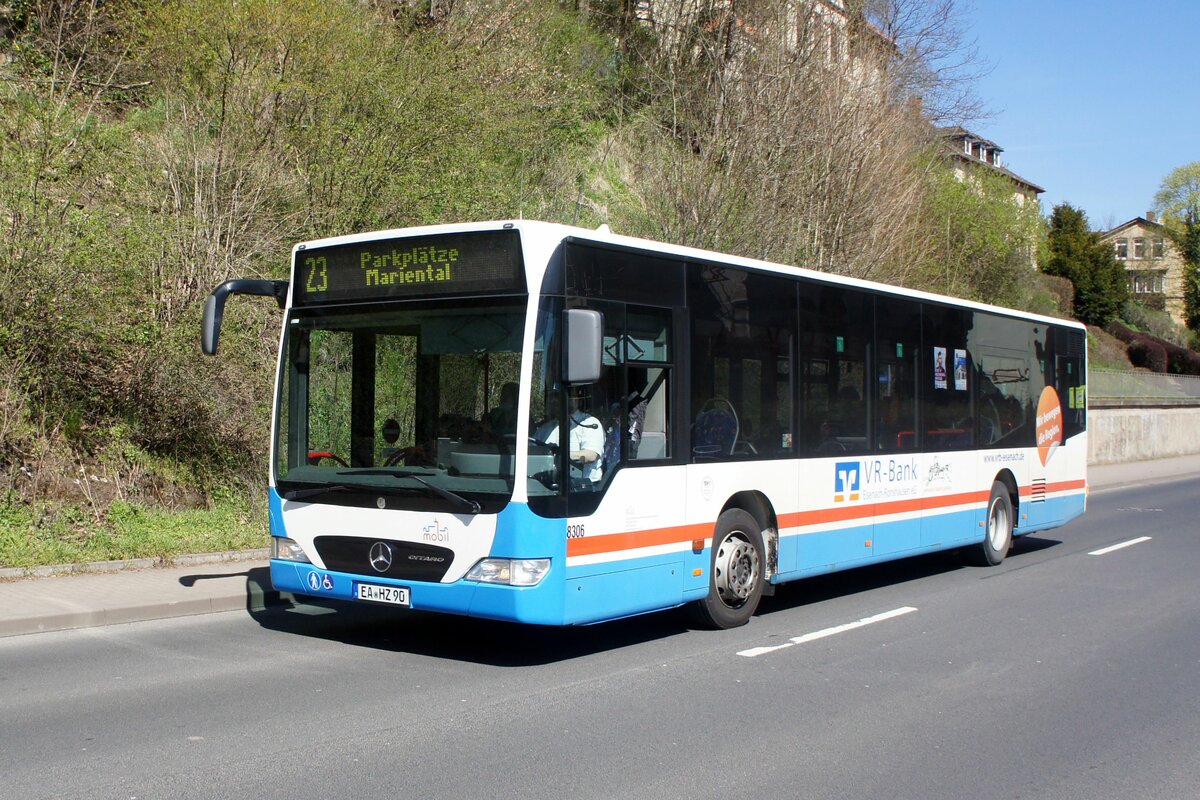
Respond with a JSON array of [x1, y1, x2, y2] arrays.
[[281, 483, 351, 502], [409, 474, 481, 514], [281, 482, 415, 503], [337, 469, 482, 515]]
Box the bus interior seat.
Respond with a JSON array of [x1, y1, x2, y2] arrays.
[[692, 397, 739, 458]]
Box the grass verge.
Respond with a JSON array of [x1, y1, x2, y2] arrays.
[[0, 494, 267, 569]]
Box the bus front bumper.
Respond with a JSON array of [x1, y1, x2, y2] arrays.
[[269, 559, 568, 626]]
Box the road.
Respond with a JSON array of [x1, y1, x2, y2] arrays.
[[3, 477, 1198, 800]]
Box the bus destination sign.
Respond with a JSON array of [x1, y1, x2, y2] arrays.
[[294, 230, 523, 305]]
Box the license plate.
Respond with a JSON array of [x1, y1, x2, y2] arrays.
[[355, 583, 410, 606]]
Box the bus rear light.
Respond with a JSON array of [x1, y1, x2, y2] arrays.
[[465, 558, 551, 587], [272, 536, 311, 563]]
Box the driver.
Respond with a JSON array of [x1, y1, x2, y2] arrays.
[[535, 386, 605, 484]]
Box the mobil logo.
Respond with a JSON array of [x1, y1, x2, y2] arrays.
[[834, 461, 861, 503]]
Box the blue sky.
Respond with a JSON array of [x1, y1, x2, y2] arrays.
[[964, 1, 1199, 231]]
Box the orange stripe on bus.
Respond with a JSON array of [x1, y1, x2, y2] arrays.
[[565, 480, 1085, 559], [566, 522, 712, 558], [1019, 479, 1086, 496]]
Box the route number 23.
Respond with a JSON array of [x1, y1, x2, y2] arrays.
[[305, 256, 328, 294]]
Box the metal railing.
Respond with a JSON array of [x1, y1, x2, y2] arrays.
[[1089, 368, 1200, 406]]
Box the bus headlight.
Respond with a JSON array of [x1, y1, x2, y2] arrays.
[[465, 558, 551, 587], [271, 536, 311, 563]]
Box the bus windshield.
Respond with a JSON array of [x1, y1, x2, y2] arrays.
[[274, 296, 528, 513]]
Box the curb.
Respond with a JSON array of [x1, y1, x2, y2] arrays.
[[0, 586, 292, 639], [0, 553, 292, 639]]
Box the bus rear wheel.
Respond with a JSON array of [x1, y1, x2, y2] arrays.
[[969, 481, 1013, 566], [689, 509, 765, 629]]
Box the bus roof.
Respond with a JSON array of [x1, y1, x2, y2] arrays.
[[293, 219, 1086, 332]]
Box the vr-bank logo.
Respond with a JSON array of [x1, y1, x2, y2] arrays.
[[834, 461, 861, 503]]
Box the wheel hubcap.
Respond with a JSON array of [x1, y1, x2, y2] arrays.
[[988, 498, 1010, 550], [714, 532, 760, 607]]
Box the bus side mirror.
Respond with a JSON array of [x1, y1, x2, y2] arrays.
[[201, 279, 288, 355], [563, 308, 602, 384]]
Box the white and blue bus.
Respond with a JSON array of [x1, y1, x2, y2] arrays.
[[202, 221, 1087, 628]]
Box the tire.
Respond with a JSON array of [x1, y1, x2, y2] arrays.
[[689, 509, 766, 629], [968, 480, 1013, 566]]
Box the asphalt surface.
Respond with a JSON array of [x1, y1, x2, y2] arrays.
[[1, 455, 1199, 639], [1, 465, 1197, 799]]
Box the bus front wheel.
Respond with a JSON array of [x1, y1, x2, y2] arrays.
[[689, 509, 765, 629], [969, 481, 1013, 566]]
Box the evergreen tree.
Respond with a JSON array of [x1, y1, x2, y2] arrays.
[[1180, 211, 1200, 330], [1041, 203, 1128, 326]]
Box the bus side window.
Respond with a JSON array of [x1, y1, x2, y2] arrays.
[[921, 305, 973, 451], [873, 296, 919, 452], [976, 352, 1029, 446], [1054, 326, 1086, 438], [630, 366, 670, 460], [799, 284, 870, 456], [689, 267, 796, 461]]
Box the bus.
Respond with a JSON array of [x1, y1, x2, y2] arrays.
[[201, 220, 1087, 628]]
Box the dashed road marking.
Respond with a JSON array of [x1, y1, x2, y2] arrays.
[[1089, 536, 1152, 556], [738, 606, 918, 658]]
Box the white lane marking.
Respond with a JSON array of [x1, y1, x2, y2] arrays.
[[737, 606, 918, 658], [1089, 536, 1152, 556]]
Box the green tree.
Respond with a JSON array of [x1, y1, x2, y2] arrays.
[[1041, 203, 1128, 326], [1153, 165, 1200, 330], [918, 162, 1050, 311], [1153, 162, 1200, 228], [1, 0, 613, 518], [1180, 211, 1200, 330]]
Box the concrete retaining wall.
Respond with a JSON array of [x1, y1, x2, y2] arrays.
[[1088, 406, 1200, 465]]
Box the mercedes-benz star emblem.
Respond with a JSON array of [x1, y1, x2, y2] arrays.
[[368, 541, 393, 573]]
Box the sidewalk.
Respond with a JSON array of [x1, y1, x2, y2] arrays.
[[0, 551, 283, 639], [2, 455, 1199, 639]]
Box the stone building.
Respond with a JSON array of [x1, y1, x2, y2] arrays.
[[1100, 214, 1185, 324], [938, 127, 1045, 207]]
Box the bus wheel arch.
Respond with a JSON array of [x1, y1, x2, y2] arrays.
[[992, 469, 1019, 530], [722, 491, 778, 581], [968, 476, 1015, 566]]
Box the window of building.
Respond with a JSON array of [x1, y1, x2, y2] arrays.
[[1153, 237, 1165, 259], [1114, 238, 1128, 260], [1133, 237, 1145, 259], [1130, 272, 1164, 294]]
